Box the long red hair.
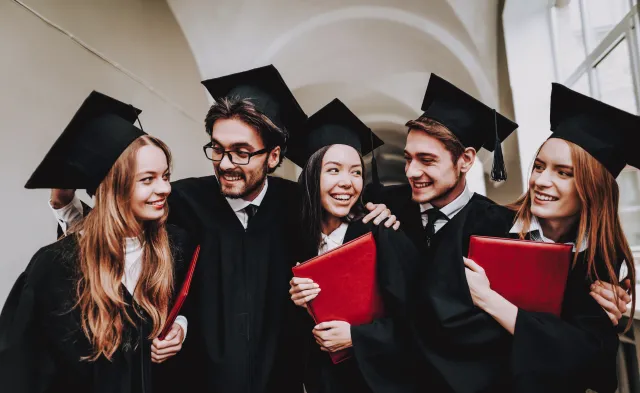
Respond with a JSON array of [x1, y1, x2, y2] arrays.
[[509, 138, 636, 328]]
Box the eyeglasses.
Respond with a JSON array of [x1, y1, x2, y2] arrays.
[[203, 142, 268, 165]]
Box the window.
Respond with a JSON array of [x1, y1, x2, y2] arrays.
[[550, 0, 640, 249]]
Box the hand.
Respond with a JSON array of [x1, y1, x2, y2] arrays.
[[289, 276, 320, 308], [363, 202, 400, 230], [50, 189, 76, 209], [590, 280, 632, 326], [151, 323, 184, 364], [463, 257, 493, 309], [312, 321, 352, 352]]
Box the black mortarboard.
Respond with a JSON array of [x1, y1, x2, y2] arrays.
[[419, 74, 518, 181], [201, 65, 307, 134], [549, 83, 640, 177], [25, 91, 145, 194], [287, 98, 384, 167]]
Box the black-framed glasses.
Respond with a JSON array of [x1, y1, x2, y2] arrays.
[[203, 142, 269, 165]]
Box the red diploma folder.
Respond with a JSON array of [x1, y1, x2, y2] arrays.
[[159, 245, 201, 340], [292, 232, 384, 364], [467, 236, 573, 316]]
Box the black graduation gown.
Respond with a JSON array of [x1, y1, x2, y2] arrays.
[[374, 185, 515, 392], [374, 185, 619, 392], [166, 175, 308, 393], [499, 210, 619, 393], [303, 220, 419, 393], [0, 225, 191, 393]]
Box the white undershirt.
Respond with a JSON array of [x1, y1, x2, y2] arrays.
[[419, 182, 473, 233], [318, 223, 349, 255]]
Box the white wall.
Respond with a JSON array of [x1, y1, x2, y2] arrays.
[[0, 0, 209, 302]]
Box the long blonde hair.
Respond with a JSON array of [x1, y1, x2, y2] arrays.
[[75, 135, 174, 361], [509, 138, 636, 328]]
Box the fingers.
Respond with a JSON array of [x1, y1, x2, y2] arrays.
[[591, 282, 627, 314], [392, 220, 401, 231], [383, 214, 397, 228], [290, 277, 314, 286], [463, 257, 483, 273], [590, 292, 622, 325], [314, 321, 341, 330], [373, 209, 391, 226], [362, 203, 390, 225], [292, 292, 319, 307]]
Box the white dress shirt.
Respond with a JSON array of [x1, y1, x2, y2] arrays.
[[224, 178, 269, 229], [318, 222, 349, 255], [419, 182, 473, 233], [509, 214, 588, 253]]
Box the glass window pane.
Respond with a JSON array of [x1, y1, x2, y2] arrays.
[[618, 169, 640, 247], [571, 73, 591, 95], [594, 39, 638, 114], [583, 0, 630, 50], [552, 2, 587, 79]]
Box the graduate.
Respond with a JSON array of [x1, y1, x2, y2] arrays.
[[48, 66, 396, 393], [464, 83, 637, 392], [0, 91, 191, 393], [288, 99, 418, 393]]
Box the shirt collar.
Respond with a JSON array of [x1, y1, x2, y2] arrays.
[[321, 222, 349, 244], [509, 215, 588, 252], [225, 177, 269, 213], [419, 182, 473, 219]]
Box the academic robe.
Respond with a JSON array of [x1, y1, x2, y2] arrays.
[[377, 185, 618, 392], [501, 209, 619, 393], [302, 219, 419, 393], [0, 225, 191, 393], [166, 175, 308, 393]]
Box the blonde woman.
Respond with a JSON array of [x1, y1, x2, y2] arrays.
[[0, 92, 191, 393]]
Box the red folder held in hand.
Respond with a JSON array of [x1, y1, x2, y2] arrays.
[[468, 236, 573, 316], [159, 245, 201, 340], [292, 232, 384, 364]]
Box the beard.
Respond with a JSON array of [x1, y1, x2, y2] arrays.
[[216, 161, 268, 199]]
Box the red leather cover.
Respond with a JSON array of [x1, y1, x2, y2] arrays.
[[468, 236, 573, 316], [159, 245, 201, 340], [292, 232, 384, 364]]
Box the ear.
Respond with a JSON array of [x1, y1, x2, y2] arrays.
[[267, 146, 281, 170], [458, 147, 476, 174]]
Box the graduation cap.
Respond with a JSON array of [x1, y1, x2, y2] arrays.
[[287, 98, 383, 166], [549, 83, 640, 177], [25, 91, 145, 195], [201, 65, 307, 134], [419, 74, 518, 181]]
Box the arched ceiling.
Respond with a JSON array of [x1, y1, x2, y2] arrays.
[[167, 0, 500, 185]]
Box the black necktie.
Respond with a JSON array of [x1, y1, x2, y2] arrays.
[[244, 204, 257, 224], [422, 208, 449, 247]]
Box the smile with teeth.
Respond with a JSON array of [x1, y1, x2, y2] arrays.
[[412, 181, 433, 189], [222, 173, 243, 181], [534, 192, 558, 202], [331, 194, 352, 202], [147, 199, 165, 206]]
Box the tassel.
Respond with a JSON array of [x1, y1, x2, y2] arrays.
[[491, 109, 507, 182]]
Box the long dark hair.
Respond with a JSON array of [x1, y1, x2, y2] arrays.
[[298, 145, 367, 250]]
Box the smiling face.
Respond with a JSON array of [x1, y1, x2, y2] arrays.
[[319, 144, 364, 219], [130, 145, 172, 222], [529, 138, 581, 221], [210, 118, 280, 200], [404, 129, 465, 205]]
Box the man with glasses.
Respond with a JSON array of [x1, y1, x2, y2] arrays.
[[49, 65, 395, 393]]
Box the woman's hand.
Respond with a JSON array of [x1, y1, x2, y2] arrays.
[[312, 321, 352, 352], [151, 323, 184, 363], [463, 257, 493, 309], [289, 277, 320, 308], [464, 257, 518, 334], [590, 280, 632, 326]]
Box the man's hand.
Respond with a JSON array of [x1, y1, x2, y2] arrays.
[[362, 202, 400, 230]]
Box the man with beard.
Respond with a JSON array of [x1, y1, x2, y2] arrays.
[[49, 65, 396, 393]]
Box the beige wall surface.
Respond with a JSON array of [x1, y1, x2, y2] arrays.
[[0, 0, 210, 302]]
